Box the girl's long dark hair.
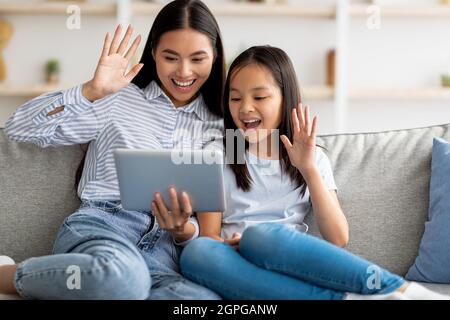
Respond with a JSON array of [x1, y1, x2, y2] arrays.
[[224, 46, 307, 196], [75, 0, 225, 194]]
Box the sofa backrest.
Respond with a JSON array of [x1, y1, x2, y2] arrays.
[[305, 123, 450, 276], [0, 130, 83, 262], [1, 124, 450, 276]]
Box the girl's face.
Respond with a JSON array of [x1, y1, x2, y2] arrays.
[[229, 63, 283, 144], [153, 28, 215, 107]]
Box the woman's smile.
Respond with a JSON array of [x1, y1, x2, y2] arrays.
[[171, 78, 197, 93]]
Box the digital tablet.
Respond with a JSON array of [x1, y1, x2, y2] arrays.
[[114, 148, 226, 212]]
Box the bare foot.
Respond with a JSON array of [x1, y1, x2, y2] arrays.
[[396, 282, 410, 294], [0, 264, 18, 294]]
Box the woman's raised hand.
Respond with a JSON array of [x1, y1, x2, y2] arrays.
[[82, 24, 143, 102], [280, 103, 318, 175]]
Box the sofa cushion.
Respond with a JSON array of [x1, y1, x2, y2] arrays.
[[0, 130, 83, 262], [419, 282, 450, 296], [406, 137, 450, 283], [305, 123, 450, 277]]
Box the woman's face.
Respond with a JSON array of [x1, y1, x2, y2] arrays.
[[153, 28, 215, 107], [228, 63, 283, 144]]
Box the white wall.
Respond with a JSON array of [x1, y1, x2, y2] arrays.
[[1, 0, 450, 135]]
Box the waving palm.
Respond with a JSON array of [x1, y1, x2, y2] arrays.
[[280, 103, 318, 174], [86, 24, 143, 100]]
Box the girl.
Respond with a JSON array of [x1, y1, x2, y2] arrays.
[[174, 46, 448, 300], [0, 0, 224, 300]]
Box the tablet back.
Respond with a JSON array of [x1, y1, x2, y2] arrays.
[[114, 148, 226, 212]]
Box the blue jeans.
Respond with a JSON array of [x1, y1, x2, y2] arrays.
[[13, 200, 221, 300], [180, 223, 405, 300]]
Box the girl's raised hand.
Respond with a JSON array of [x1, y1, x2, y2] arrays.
[[280, 103, 318, 175], [152, 187, 194, 241], [82, 24, 143, 102]]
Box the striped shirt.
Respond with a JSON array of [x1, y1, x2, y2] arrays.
[[5, 81, 224, 202]]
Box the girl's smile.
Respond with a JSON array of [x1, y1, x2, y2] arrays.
[[241, 117, 262, 131]]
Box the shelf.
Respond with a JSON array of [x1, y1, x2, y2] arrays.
[[349, 87, 450, 100], [350, 4, 450, 18], [4, 85, 450, 101], [300, 87, 450, 101], [302, 86, 334, 100], [2, 2, 450, 18], [0, 84, 334, 100], [0, 2, 116, 15], [131, 2, 335, 18], [0, 1, 335, 18], [0, 83, 73, 97]]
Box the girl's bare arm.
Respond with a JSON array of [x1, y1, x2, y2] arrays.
[[303, 169, 349, 247], [196, 211, 223, 242]]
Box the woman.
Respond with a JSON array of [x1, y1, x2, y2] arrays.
[[0, 0, 225, 300]]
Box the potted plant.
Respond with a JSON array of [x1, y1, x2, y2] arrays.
[[45, 59, 60, 84], [442, 74, 450, 87]]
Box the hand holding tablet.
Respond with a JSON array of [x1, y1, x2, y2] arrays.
[[152, 186, 194, 239]]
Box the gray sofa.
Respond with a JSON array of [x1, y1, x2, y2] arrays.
[[1, 123, 450, 299]]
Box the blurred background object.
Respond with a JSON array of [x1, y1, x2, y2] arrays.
[[326, 48, 335, 87], [442, 75, 450, 87], [0, 20, 13, 82], [45, 59, 60, 84]]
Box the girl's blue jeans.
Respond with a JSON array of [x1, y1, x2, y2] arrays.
[[13, 200, 221, 300], [180, 223, 406, 300]]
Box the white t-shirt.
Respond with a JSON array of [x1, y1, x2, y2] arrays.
[[221, 147, 337, 239]]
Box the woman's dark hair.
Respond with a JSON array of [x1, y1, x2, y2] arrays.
[[132, 0, 225, 117], [75, 0, 225, 194], [224, 45, 308, 196]]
